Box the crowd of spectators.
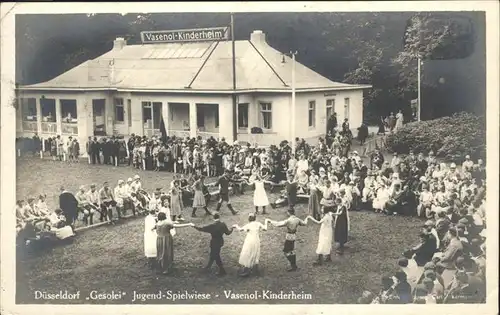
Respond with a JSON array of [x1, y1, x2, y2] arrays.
[[16, 121, 487, 303]]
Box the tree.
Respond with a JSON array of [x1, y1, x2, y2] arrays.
[[392, 13, 475, 98]]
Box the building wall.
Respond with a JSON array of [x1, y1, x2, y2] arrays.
[[16, 89, 364, 150], [294, 89, 364, 139], [15, 90, 107, 154], [131, 93, 233, 140], [236, 89, 364, 146]]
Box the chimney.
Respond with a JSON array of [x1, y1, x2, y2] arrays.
[[113, 37, 126, 50], [250, 30, 266, 45]]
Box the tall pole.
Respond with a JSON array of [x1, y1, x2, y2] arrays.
[[231, 13, 238, 142], [417, 55, 422, 122], [291, 51, 297, 156]]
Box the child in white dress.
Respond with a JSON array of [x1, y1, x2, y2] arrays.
[[373, 183, 390, 213], [249, 174, 270, 214], [306, 208, 334, 265], [232, 213, 269, 277]]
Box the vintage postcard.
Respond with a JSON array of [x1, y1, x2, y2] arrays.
[[1, 2, 498, 315]]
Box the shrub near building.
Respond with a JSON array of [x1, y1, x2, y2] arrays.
[[386, 112, 486, 162]]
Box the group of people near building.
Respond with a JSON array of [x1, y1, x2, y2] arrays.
[[16, 115, 486, 302], [377, 110, 405, 135], [16, 134, 81, 162]]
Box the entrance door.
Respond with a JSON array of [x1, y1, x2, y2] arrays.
[[92, 99, 106, 136], [142, 101, 162, 137]]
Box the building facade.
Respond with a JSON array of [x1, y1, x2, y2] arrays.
[[17, 30, 370, 149]]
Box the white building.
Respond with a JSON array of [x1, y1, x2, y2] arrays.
[[16, 30, 370, 148]]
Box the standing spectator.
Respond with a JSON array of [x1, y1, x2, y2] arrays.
[[388, 112, 396, 131], [66, 136, 74, 162], [326, 112, 338, 136], [91, 137, 101, 164], [59, 186, 78, 232], [342, 118, 350, 134], [357, 123, 369, 145], [395, 110, 404, 131], [32, 133, 41, 157], [112, 137, 120, 166], [127, 135, 135, 166], [56, 135, 64, 161], [86, 136, 92, 164], [50, 137, 57, 160], [100, 138, 109, 165], [72, 139, 80, 162], [377, 117, 386, 135]]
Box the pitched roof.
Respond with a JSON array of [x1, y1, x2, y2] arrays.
[[21, 32, 370, 93]]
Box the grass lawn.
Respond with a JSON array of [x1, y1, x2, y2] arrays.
[[16, 157, 422, 304]]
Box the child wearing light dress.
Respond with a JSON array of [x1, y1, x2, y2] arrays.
[[306, 207, 335, 265], [232, 213, 269, 277]]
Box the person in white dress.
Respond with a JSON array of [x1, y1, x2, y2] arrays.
[[306, 208, 334, 265], [232, 213, 269, 277], [249, 174, 270, 214], [395, 110, 404, 131], [373, 183, 390, 213], [144, 210, 158, 268]]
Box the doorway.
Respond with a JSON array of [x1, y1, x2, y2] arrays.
[[92, 99, 106, 136], [142, 101, 162, 137]]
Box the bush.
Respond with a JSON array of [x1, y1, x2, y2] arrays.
[[385, 112, 486, 162]]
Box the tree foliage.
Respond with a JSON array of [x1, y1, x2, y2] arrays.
[[385, 112, 486, 162], [15, 12, 484, 124]]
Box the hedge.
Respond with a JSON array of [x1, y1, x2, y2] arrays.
[[385, 112, 486, 162]]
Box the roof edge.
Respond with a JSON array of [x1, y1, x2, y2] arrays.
[[17, 85, 371, 94]]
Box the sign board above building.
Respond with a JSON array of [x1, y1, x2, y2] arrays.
[[141, 27, 229, 44]]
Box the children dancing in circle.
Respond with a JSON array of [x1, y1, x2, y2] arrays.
[[232, 213, 269, 277]]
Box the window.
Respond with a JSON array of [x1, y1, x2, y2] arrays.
[[238, 103, 249, 128], [326, 99, 335, 118], [259, 102, 272, 129], [114, 98, 124, 123], [60, 99, 77, 123], [308, 100, 316, 128], [142, 102, 152, 124], [92, 99, 106, 136], [142, 101, 162, 129], [127, 99, 132, 127], [40, 98, 56, 122], [215, 108, 219, 128], [21, 98, 37, 121], [344, 97, 350, 121], [197, 106, 205, 128]]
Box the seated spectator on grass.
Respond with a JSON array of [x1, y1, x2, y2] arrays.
[[405, 231, 437, 267], [371, 275, 399, 304], [48, 208, 66, 229], [34, 194, 51, 218], [393, 271, 412, 303]]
